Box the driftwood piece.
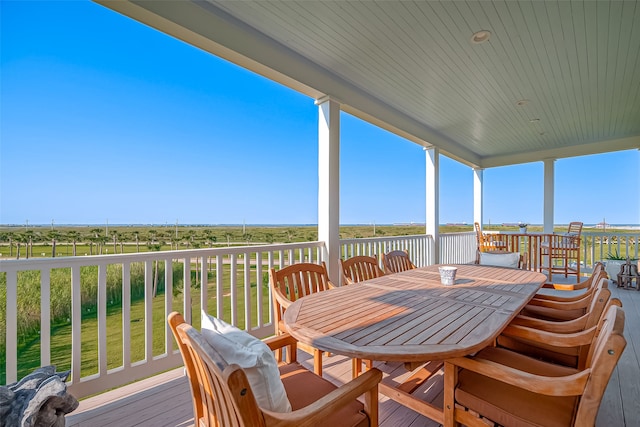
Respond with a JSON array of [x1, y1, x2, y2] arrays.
[[0, 366, 78, 427]]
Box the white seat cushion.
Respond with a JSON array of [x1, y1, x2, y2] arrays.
[[200, 311, 292, 412], [479, 252, 520, 269]]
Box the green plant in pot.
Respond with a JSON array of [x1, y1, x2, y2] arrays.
[[604, 249, 639, 283]]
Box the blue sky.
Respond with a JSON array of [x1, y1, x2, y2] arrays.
[[1, 1, 638, 226]]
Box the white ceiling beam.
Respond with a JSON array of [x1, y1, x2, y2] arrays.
[[480, 136, 640, 168]]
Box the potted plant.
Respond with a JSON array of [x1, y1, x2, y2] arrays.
[[604, 250, 639, 283], [518, 223, 528, 233]]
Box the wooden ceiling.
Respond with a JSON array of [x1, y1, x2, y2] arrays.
[[98, 0, 640, 168]]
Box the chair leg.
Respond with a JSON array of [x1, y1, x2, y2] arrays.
[[352, 358, 362, 379], [313, 348, 323, 376]]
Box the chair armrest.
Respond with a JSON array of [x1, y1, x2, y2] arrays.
[[501, 324, 596, 347], [272, 288, 293, 310], [510, 313, 587, 333], [445, 357, 588, 396], [262, 368, 382, 426], [263, 333, 298, 352]]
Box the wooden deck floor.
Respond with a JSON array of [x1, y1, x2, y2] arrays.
[[66, 281, 640, 427]]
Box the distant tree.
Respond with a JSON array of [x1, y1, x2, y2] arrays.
[[284, 228, 295, 242], [96, 235, 108, 255], [203, 229, 217, 247], [14, 233, 26, 259], [148, 243, 162, 297], [224, 232, 233, 247], [147, 229, 158, 246], [133, 231, 140, 252], [48, 230, 61, 258], [23, 230, 36, 259], [0, 232, 13, 257], [184, 230, 195, 249], [111, 231, 119, 253], [67, 230, 81, 256], [265, 233, 275, 244], [243, 233, 253, 245]]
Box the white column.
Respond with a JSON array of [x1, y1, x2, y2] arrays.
[[316, 96, 340, 283], [543, 159, 555, 233], [473, 168, 484, 228], [426, 147, 439, 264]]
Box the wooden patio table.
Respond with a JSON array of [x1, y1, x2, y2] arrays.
[[284, 264, 547, 425]]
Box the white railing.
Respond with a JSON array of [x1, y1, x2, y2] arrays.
[[439, 232, 476, 264], [339, 234, 433, 267], [1, 232, 476, 399], [1, 241, 324, 397], [582, 231, 640, 265]]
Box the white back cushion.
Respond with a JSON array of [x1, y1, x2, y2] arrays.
[[479, 252, 520, 269], [200, 311, 292, 412]]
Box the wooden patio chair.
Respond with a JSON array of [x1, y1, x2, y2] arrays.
[[474, 222, 508, 253], [498, 286, 619, 369], [381, 250, 416, 274], [168, 312, 382, 427], [443, 305, 626, 427], [537, 262, 605, 296], [521, 276, 608, 322], [269, 262, 334, 375], [340, 255, 385, 285], [539, 221, 583, 280]]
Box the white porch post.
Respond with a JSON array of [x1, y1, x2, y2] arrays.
[[425, 147, 439, 264], [473, 168, 484, 228], [543, 159, 555, 233], [316, 96, 340, 283]]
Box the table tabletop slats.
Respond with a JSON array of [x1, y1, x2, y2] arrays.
[[284, 264, 547, 361]]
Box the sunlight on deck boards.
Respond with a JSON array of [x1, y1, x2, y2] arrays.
[[66, 278, 638, 427]]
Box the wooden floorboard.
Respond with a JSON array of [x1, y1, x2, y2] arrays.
[[66, 276, 639, 427]]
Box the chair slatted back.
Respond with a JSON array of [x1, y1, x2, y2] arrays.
[[382, 250, 416, 274], [568, 221, 584, 236], [341, 255, 385, 285], [269, 262, 331, 325]]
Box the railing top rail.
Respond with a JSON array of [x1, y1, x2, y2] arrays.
[[339, 234, 432, 245]]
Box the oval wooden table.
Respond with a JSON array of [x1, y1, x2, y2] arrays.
[[284, 264, 547, 424]]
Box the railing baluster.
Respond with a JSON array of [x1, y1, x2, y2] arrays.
[[183, 257, 192, 325], [230, 254, 237, 325], [98, 263, 107, 375], [216, 254, 223, 318], [244, 251, 251, 330], [144, 260, 153, 361], [122, 262, 131, 366], [256, 252, 263, 329], [40, 268, 51, 366], [71, 265, 81, 384], [5, 269, 18, 383], [165, 259, 174, 354]]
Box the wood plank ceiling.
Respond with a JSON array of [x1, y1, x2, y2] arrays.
[[99, 0, 640, 168]]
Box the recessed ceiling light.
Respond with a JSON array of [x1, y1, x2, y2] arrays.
[[516, 100, 529, 106], [529, 118, 540, 123], [471, 30, 491, 44]]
